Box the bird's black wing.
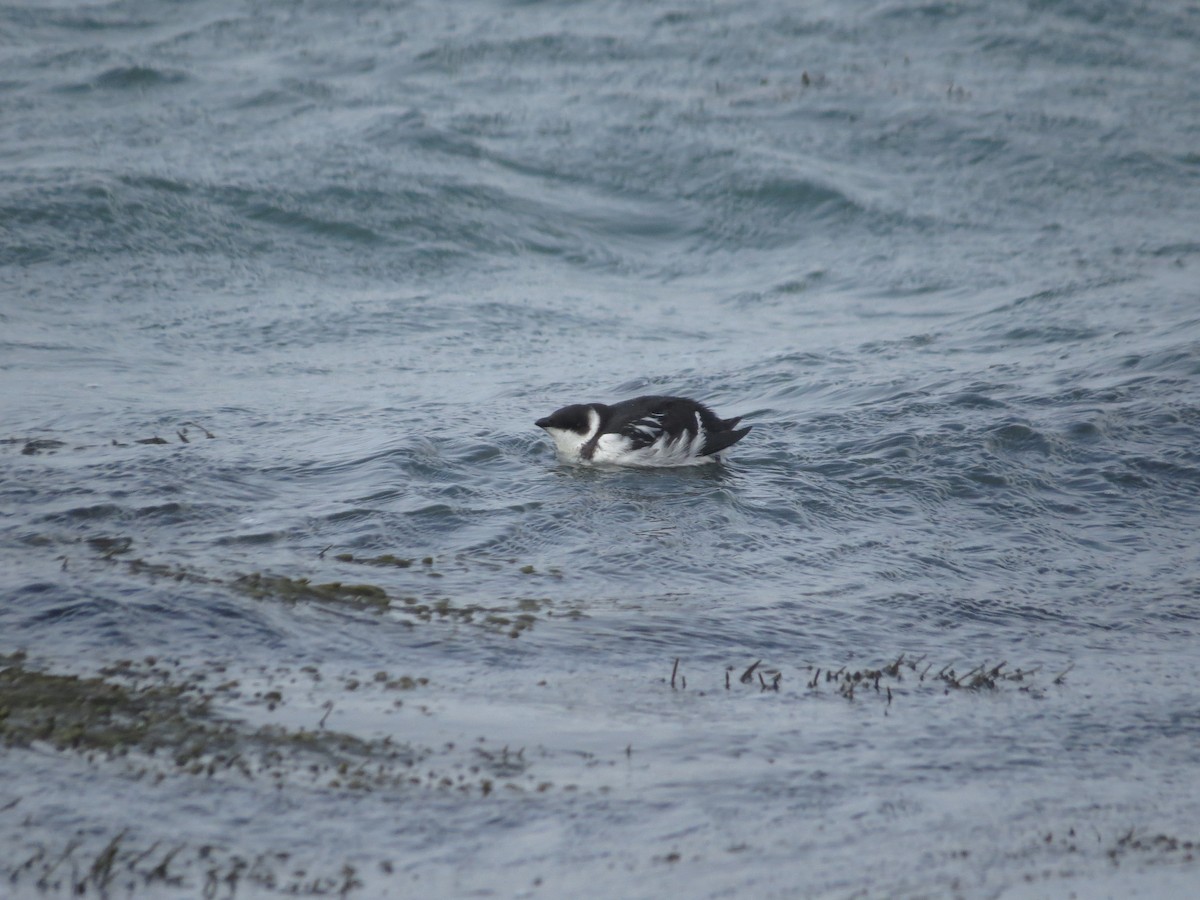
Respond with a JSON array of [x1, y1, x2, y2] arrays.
[[604, 395, 750, 457], [606, 396, 701, 450]]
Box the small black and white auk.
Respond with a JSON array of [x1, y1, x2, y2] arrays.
[[535, 395, 751, 467]]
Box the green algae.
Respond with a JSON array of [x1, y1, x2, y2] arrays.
[[1, 651, 565, 896], [93, 541, 564, 636], [0, 653, 539, 798], [233, 573, 391, 610], [0, 653, 423, 786], [7, 830, 365, 898], [0, 654, 203, 756], [334, 552, 414, 568]]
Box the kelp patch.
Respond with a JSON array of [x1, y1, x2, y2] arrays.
[[0, 653, 423, 784], [0, 650, 546, 896]]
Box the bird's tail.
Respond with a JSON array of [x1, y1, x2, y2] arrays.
[[703, 423, 752, 456]]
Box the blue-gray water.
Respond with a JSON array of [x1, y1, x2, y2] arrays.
[[3, 0, 1200, 897]]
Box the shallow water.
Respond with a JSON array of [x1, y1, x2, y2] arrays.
[[3, 0, 1200, 897]]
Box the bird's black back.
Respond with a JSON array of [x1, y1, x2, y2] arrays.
[[604, 395, 751, 455]]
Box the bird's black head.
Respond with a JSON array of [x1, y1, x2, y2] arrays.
[[536, 404, 595, 435]]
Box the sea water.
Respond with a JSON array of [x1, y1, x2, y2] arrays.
[[2, 1, 1199, 896]]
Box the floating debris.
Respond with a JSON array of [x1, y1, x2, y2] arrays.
[[178, 421, 216, 439], [4, 422, 214, 456], [87, 536, 133, 558], [7, 829, 364, 898], [19, 438, 67, 455], [739, 660, 762, 684], [234, 573, 391, 610], [669, 654, 1061, 701], [805, 656, 1051, 701], [334, 553, 414, 568]]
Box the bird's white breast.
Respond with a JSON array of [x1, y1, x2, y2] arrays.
[[590, 427, 713, 467]]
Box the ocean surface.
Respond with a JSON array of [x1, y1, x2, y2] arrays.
[[3, 0, 1200, 897]]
